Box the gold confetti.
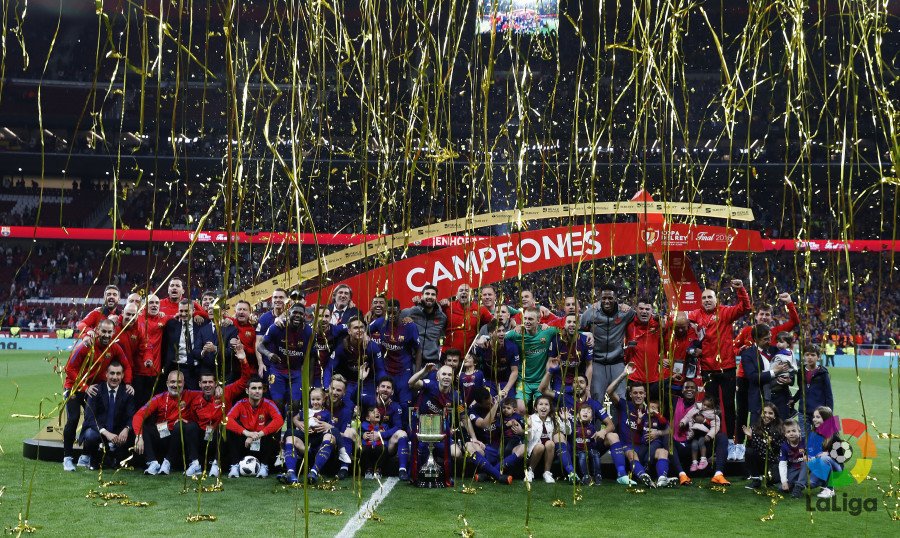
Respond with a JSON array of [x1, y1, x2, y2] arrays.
[[364, 511, 384, 522], [99, 480, 127, 488], [551, 499, 566, 508], [119, 500, 152, 507], [5, 514, 38, 535], [461, 486, 477, 495], [85, 490, 128, 500], [625, 487, 646, 495], [186, 514, 217, 523]]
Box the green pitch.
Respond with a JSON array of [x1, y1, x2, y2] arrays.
[[1, 350, 897, 537]]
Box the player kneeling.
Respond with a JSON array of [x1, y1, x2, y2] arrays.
[[278, 388, 335, 484], [225, 377, 284, 478]]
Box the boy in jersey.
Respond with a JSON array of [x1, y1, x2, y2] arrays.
[[225, 377, 284, 478], [368, 299, 419, 407], [607, 363, 673, 488], [500, 398, 527, 473], [260, 304, 313, 411], [467, 387, 513, 484]]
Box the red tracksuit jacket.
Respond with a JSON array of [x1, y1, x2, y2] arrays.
[[191, 360, 255, 429], [687, 286, 752, 372], [225, 398, 284, 436], [132, 390, 202, 434], [64, 341, 131, 391]]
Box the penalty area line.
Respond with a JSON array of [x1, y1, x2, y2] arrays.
[[335, 477, 399, 538]]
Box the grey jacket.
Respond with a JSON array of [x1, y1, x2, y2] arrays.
[[400, 305, 447, 364], [579, 306, 635, 365]]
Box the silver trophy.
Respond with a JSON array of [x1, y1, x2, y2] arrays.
[[415, 414, 446, 487]]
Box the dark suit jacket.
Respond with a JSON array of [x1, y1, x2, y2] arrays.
[[196, 323, 238, 381], [740, 345, 774, 416], [83, 383, 136, 434], [327, 304, 360, 325]]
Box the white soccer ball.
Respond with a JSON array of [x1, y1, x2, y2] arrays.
[[830, 441, 852, 464], [239, 455, 261, 476]]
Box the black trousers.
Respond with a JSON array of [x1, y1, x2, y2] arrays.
[[80, 427, 133, 468], [63, 390, 87, 457], [143, 421, 200, 464], [701, 368, 736, 438], [734, 376, 749, 443], [226, 432, 279, 467], [133, 375, 160, 409]]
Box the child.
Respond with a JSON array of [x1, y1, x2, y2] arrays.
[[526, 395, 567, 483], [645, 401, 669, 435], [459, 353, 485, 405], [794, 345, 834, 434], [684, 397, 720, 472], [360, 405, 387, 479], [500, 398, 526, 473], [769, 332, 797, 420], [279, 388, 334, 484], [778, 419, 808, 498], [574, 406, 602, 486], [807, 406, 842, 499], [743, 402, 785, 489]]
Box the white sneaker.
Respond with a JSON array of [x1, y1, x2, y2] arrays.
[[209, 461, 220, 478], [524, 469, 534, 483], [735, 444, 746, 461], [657, 475, 670, 488], [144, 461, 161, 475], [338, 447, 352, 464], [274, 452, 285, 469], [63, 456, 76, 472], [543, 471, 555, 483], [726, 441, 735, 461], [364, 471, 374, 480], [185, 460, 202, 477], [373, 471, 382, 480], [817, 487, 836, 499], [257, 464, 268, 478], [76, 454, 91, 467], [159, 459, 171, 475], [229, 464, 240, 478]]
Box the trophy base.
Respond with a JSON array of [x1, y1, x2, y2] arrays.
[[413, 475, 453, 488]]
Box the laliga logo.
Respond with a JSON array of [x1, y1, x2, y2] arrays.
[[641, 229, 660, 247], [806, 415, 879, 516]]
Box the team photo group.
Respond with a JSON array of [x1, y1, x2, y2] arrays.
[[62, 273, 838, 500]]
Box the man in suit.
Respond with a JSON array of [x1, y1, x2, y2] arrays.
[[328, 284, 360, 326], [162, 299, 215, 389], [81, 360, 136, 469]]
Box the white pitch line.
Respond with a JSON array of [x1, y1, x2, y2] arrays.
[[335, 477, 399, 538]]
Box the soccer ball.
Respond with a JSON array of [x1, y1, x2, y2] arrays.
[[239, 455, 261, 476], [830, 441, 853, 464]]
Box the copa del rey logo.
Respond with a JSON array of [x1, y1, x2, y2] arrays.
[[642, 228, 736, 247]]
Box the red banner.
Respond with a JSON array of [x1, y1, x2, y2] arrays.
[[306, 223, 764, 308]]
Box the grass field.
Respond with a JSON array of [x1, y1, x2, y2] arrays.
[[1, 349, 898, 537]]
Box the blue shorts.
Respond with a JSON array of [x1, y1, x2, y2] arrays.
[[630, 438, 666, 464], [269, 369, 303, 404], [483, 444, 500, 465]]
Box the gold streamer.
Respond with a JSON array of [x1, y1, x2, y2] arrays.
[[185, 514, 217, 523]]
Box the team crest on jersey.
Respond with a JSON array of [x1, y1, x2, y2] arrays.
[[245, 331, 253, 338], [258, 414, 265, 423], [105, 353, 111, 358], [179, 401, 186, 410], [130, 334, 137, 340], [540, 338, 546, 343], [398, 335, 404, 341]]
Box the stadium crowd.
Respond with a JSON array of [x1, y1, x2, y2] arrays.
[[55, 272, 890, 500]]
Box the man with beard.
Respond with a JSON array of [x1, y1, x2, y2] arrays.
[[63, 319, 132, 471], [200, 290, 218, 312], [546, 314, 593, 405], [505, 307, 559, 405], [626, 299, 664, 402], [473, 319, 521, 410], [401, 284, 447, 369], [112, 304, 147, 403], [225, 377, 284, 478], [76, 285, 121, 337], [260, 304, 313, 410], [661, 313, 702, 398], [441, 283, 493, 355], [368, 299, 419, 407], [220, 300, 256, 380], [327, 318, 383, 402], [190, 341, 254, 477], [136, 294, 169, 403], [132, 369, 202, 476], [580, 283, 635, 403], [308, 304, 346, 388], [158, 277, 208, 320], [360, 377, 411, 480], [324, 375, 356, 479], [686, 279, 752, 444], [731, 293, 798, 459]]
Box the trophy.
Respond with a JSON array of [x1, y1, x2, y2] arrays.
[[415, 413, 446, 488]]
